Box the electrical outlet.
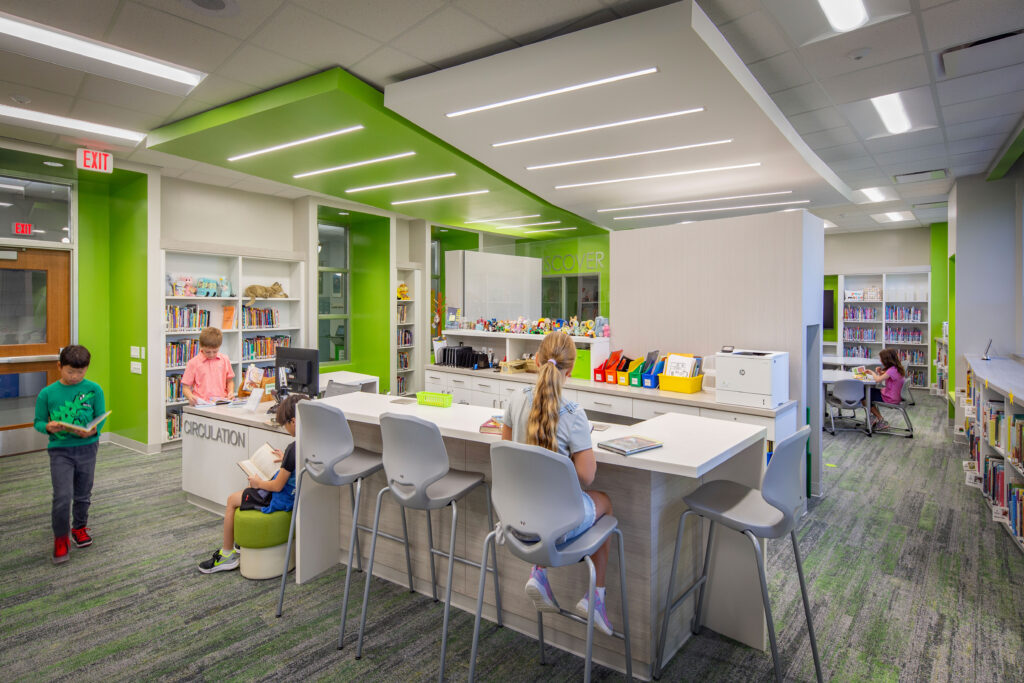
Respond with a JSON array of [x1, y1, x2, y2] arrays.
[[140, 346, 146, 359], [130, 361, 142, 374], [130, 346, 140, 358]]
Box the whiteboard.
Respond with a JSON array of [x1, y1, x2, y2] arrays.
[[461, 251, 541, 321]]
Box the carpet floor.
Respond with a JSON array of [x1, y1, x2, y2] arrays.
[[2, 394, 1023, 682]]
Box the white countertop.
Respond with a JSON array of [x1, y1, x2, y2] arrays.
[[964, 355, 1024, 405], [320, 392, 766, 478], [184, 403, 286, 431], [823, 355, 881, 367]]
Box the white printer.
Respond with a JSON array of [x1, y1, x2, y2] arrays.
[[715, 350, 789, 408]]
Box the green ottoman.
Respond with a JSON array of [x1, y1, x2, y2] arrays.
[[233, 509, 294, 580]]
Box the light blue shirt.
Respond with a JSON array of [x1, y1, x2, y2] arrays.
[[501, 386, 592, 457]]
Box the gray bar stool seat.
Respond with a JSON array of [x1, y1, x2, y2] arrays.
[[654, 426, 822, 682], [826, 378, 870, 435], [355, 413, 502, 682]]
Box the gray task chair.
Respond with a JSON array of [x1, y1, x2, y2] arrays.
[[469, 441, 632, 683], [276, 402, 415, 654], [323, 379, 361, 398], [355, 413, 502, 682], [654, 426, 822, 683], [872, 381, 914, 438], [826, 379, 870, 435]]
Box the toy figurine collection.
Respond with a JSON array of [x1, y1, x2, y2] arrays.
[[450, 314, 610, 338]]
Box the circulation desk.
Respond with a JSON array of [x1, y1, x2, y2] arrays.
[[293, 392, 774, 679]]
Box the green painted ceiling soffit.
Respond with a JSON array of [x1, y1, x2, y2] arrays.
[[316, 204, 384, 230], [149, 68, 606, 240], [986, 122, 1024, 181]]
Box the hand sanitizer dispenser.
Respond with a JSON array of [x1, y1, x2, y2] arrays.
[[715, 350, 789, 408]]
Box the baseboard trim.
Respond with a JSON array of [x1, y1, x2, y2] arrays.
[[104, 433, 161, 455]]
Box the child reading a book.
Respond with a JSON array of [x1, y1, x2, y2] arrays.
[[500, 332, 617, 636], [182, 327, 235, 406], [34, 345, 107, 564], [198, 394, 305, 574], [865, 348, 906, 430]]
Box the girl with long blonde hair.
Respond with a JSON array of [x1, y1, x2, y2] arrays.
[[500, 332, 615, 635]]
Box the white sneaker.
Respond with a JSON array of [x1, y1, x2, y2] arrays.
[[574, 593, 614, 636]]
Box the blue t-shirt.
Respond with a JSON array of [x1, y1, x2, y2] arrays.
[[261, 441, 296, 513], [501, 386, 592, 457]]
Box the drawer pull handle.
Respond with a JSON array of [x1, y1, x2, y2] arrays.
[[452, 379, 465, 384], [594, 401, 612, 406], [654, 410, 666, 415], [478, 383, 490, 388]]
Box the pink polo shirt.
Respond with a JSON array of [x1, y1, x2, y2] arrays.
[[181, 352, 235, 400]]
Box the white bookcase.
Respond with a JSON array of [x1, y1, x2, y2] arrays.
[[393, 219, 429, 397], [162, 250, 304, 443]]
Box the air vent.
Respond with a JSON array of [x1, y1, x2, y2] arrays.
[[912, 201, 948, 210], [893, 169, 947, 184], [940, 30, 1024, 78]]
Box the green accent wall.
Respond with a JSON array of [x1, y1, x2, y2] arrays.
[[948, 254, 956, 417], [823, 275, 838, 343], [319, 213, 390, 393], [929, 223, 948, 385], [515, 234, 610, 317], [77, 179, 111, 408]]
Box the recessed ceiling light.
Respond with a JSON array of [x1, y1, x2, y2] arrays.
[[859, 186, 889, 203], [556, 162, 760, 190], [871, 211, 914, 223], [526, 139, 732, 171], [0, 11, 206, 95], [598, 190, 793, 213], [391, 189, 489, 206], [62, 226, 69, 231], [465, 214, 540, 224], [447, 67, 658, 118], [494, 221, 561, 230], [43, 161, 63, 167], [870, 93, 912, 135], [293, 151, 414, 179], [524, 227, 577, 234], [613, 199, 809, 220], [0, 104, 145, 143], [61, 237, 70, 243], [346, 172, 455, 194], [229, 125, 363, 162], [337, 211, 349, 215], [817, 0, 868, 33], [0, 202, 11, 207], [493, 108, 703, 148]]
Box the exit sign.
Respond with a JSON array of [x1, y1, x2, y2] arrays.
[[12, 222, 32, 235], [76, 148, 113, 173]]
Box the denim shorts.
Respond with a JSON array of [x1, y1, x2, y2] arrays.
[[558, 492, 596, 546]]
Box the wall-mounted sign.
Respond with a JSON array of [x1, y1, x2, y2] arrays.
[[542, 250, 605, 274], [76, 148, 113, 174], [12, 221, 32, 235]]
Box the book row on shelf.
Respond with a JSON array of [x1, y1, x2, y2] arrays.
[[843, 345, 874, 359], [242, 334, 290, 360], [936, 344, 948, 366], [166, 374, 184, 403], [885, 328, 924, 344], [397, 350, 410, 370], [844, 327, 878, 342], [242, 305, 280, 328], [843, 305, 878, 321], [167, 410, 182, 440], [396, 328, 413, 346], [845, 287, 882, 302], [395, 375, 407, 395], [166, 304, 210, 330], [397, 304, 409, 324], [906, 368, 926, 387], [894, 349, 927, 366], [884, 305, 925, 322], [166, 339, 198, 366]]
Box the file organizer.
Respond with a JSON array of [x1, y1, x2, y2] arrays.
[[619, 358, 643, 386], [641, 357, 666, 388], [659, 373, 704, 394], [606, 353, 629, 383], [594, 350, 622, 383]]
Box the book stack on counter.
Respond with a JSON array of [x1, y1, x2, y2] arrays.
[[166, 304, 209, 330]]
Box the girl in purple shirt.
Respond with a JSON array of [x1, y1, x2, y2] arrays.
[[866, 348, 906, 430]]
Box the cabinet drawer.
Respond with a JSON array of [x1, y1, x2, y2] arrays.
[[425, 371, 445, 385], [577, 391, 632, 417], [632, 399, 699, 421], [447, 375, 471, 390], [471, 377, 500, 394], [698, 408, 774, 438]]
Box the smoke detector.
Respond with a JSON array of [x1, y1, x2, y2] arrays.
[[180, 0, 239, 16]]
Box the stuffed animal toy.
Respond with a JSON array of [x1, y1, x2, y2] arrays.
[[179, 275, 196, 297], [217, 277, 231, 298], [397, 282, 410, 300], [196, 277, 218, 297], [244, 282, 287, 305]]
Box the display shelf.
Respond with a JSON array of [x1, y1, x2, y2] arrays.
[[397, 299, 415, 303], [999, 521, 1024, 555], [397, 344, 414, 350], [885, 342, 928, 346], [165, 400, 188, 407], [844, 299, 883, 303], [241, 326, 301, 332], [247, 297, 301, 301], [843, 319, 882, 323], [397, 368, 414, 373], [885, 319, 928, 324], [833, 271, 931, 369], [243, 356, 277, 363], [165, 296, 238, 301], [164, 437, 182, 444], [166, 365, 187, 371]]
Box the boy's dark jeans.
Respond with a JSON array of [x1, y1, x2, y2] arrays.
[[49, 443, 98, 537]]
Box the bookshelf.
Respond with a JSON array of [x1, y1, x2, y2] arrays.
[[162, 250, 304, 443], [393, 218, 429, 398]]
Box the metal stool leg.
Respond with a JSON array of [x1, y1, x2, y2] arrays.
[[537, 609, 545, 665], [745, 530, 782, 682], [426, 508, 439, 601], [692, 520, 716, 634], [275, 467, 305, 618], [485, 485, 502, 626], [614, 528, 633, 680], [583, 555, 597, 683], [355, 486, 389, 660], [792, 530, 823, 683], [655, 509, 692, 678], [469, 530, 497, 683], [400, 505, 413, 592], [438, 501, 458, 682], [338, 477, 363, 648], [349, 484, 363, 572]]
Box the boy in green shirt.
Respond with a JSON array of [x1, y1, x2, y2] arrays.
[[34, 345, 107, 565]]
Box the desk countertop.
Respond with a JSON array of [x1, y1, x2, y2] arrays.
[[184, 404, 287, 432], [424, 364, 795, 418], [320, 392, 765, 479]]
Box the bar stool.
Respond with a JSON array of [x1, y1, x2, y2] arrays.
[[654, 426, 822, 682], [276, 401, 415, 653], [469, 441, 632, 683], [355, 413, 503, 682]]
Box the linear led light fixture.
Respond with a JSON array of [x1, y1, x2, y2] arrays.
[[556, 162, 760, 190], [527, 139, 732, 171], [464, 214, 540, 224], [0, 11, 206, 95], [859, 187, 887, 203], [0, 103, 145, 143], [614, 199, 809, 220], [524, 227, 577, 234], [346, 172, 455, 194], [293, 150, 414, 178], [338, 211, 349, 215], [392, 189, 489, 206], [493, 108, 703, 148], [0, 202, 11, 207], [870, 93, 912, 135], [817, 0, 868, 32], [494, 221, 560, 230], [0, 182, 25, 193], [229, 125, 363, 162], [598, 190, 792, 213], [824, 220, 837, 228], [447, 67, 658, 118], [871, 211, 914, 223]]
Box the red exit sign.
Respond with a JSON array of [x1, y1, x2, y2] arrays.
[[76, 148, 113, 173], [13, 222, 32, 235]]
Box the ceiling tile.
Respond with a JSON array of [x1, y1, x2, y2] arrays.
[[874, 143, 949, 166], [77, 76, 184, 119], [166, 99, 216, 122], [882, 154, 950, 177], [772, 82, 832, 116], [828, 155, 877, 172], [816, 142, 868, 163], [0, 80, 74, 116], [914, 207, 948, 222], [230, 177, 294, 195], [922, 0, 1024, 51], [863, 127, 945, 154], [686, 0, 760, 25], [799, 14, 924, 81], [950, 149, 997, 168], [350, 47, 435, 90], [251, 4, 380, 68], [896, 177, 953, 198], [944, 113, 1019, 141], [748, 51, 812, 93], [453, 0, 605, 43], [292, 0, 445, 43], [216, 45, 312, 89], [602, 0, 681, 18], [133, 0, 284, 40], [790, 107, 847, 134], [108, 2, 241, 73], [950, 162, 988, 177], [946, 133, 1008, 156], [273, 186, 309, 199], [942, 89, 1024, 126], [821, 55, 931, 104], [918, 0, 957, 9], [0, 0, 120, 40], [717, 11, 791, 64], [0, 53, 84, 97], [185, 75, 258, 107], [803, 126, 860, 150], [534, 8, 621, 41], [936, 63, 1024, 107], [69, 98, 163, 133], [392, 6, 517, 67], [838, 168, 889, 187]]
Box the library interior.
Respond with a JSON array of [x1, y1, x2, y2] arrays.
[[2, 0, 1024, 681]]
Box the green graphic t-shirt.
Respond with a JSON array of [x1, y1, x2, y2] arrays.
[[34, 379, 106, 447]]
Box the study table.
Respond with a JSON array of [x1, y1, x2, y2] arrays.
[[291, 391, 771, 679]]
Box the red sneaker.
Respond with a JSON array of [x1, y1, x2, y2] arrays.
[[53, 535, 70, 564], [70, 527, 93, 548]]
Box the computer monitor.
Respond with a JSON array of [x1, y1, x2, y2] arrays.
[[275, 347, 319, 398]]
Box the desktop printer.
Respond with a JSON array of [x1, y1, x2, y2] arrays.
[[714, 350, 789, 409]]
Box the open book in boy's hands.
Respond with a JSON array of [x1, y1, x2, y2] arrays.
[[53, 410, 111, 434], [237, 442, 280, 480]]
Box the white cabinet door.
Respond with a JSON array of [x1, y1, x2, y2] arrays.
[[425, 381, 442, 394], [471, 377, 500, 394], [632, 399, 699, 420], [698, 408, 775, 440], [452, 386, 473, 405], [471, 389, 499, 408], [577, 391, 632, 417]]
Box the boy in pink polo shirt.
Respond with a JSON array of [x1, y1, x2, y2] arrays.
[[182, 327, 236, 405]]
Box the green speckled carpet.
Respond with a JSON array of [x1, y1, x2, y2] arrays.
[[2, 395, 1022, 682]]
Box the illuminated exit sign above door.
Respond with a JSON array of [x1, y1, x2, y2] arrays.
[[12, 221, 32, 235], [76, 148, 113, 173]]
